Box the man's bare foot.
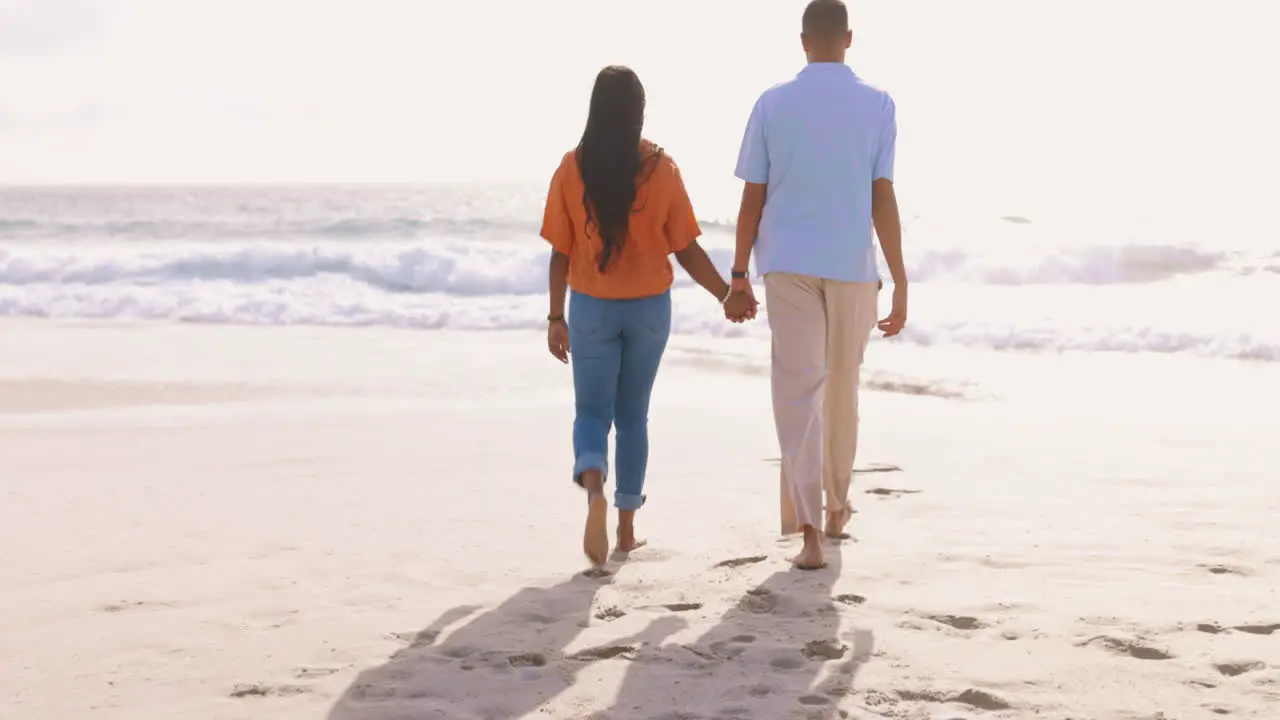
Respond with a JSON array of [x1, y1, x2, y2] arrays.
[[581, 472, 609, 568], [791, 526, 826, 570], [825, 507, 852, 540], [615, 534, 648, 554], [615, 509, 647, 554]]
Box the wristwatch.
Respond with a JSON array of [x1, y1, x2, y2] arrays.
[[731, 270, 748, 279]]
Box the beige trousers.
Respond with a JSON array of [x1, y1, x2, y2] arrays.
[[764, 272, 879, 535]]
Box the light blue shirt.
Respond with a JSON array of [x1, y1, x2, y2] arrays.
[[734, 63, 897, 283]]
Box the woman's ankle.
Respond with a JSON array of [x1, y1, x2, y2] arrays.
[[580, 470, 605, 499]]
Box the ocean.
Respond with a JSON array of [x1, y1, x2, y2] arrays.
[[0, 184, 1276, 365]]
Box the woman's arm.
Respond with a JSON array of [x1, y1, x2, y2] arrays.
[[674, 241, 729, 302], [548, 250, 569, 319], [547, 250, 571, 363]]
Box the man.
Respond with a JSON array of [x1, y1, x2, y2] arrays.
[[730, 0, 907, 570]]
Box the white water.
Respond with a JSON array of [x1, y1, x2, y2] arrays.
[[1, 186, 1276, 361]]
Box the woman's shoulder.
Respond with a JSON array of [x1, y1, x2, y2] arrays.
[[640, 140, 681, 180], [552, 148, 581, 186]]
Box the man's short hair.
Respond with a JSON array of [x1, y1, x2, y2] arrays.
[[802, 0, 849, 38]]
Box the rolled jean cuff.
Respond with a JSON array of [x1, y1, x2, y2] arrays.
[[614, 492, 646, 511], [573, 454, 608, 487]]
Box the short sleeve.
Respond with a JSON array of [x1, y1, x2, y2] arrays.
[[539, 161, 574, 255], [663, 159, 701, 254], [874, 95, 897, 182], [734, 96, 769, 184]]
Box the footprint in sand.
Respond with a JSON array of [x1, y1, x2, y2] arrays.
[[660, 602, 703, 612], [703, 634, 756, 660], [769, 652, 807, 671], [1194, 622, 1280, 636], [582, 567, 612, 579], [1081, 635, 1174, 661], [99, 600, 171, 613], [593, 606, 626, 621], [834, 594, 867, 606], [715, 555, 768, 569], [737, 588, 780, 614], [506, 652, 548, 667], [294, 667, 339, 679], [1201, 564, 1250, 576], [1233, 623, 1280, 635], [952, 688, 1013, 711], [230, 683, 311, 699], [894, 686, 1011, 710], [854, 463, 904, 474], [895, 688, 949, 703], [570, 645, 637, 662], [801, 639, 847, 661], [865, 487, 921, 497], [926, 614, 987, 631], [1215, 661, 1266, 678]]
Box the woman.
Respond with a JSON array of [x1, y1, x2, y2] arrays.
[[540, 65, 755, 568]]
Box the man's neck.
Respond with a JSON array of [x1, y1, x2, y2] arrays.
[[806, 53, 846, 65]]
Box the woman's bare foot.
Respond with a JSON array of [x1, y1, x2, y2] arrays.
[[615, 509, 647, 554], [791, 526, 826, 570], [581, 471, 609, 568], [824, 507, 852, 540]]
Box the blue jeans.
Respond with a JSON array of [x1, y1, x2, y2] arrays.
[[569, 289, 671, 511]]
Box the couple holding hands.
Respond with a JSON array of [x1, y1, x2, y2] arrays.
[[541, 0, 908, 571]]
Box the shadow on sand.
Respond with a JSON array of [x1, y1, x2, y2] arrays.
[[328, 547, 871, 719], [596, 545, 872, 719], [327, 571, 628, 720]]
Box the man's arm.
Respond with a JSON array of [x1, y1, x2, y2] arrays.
[[872, 179, 907, 336], [871, 94, 906, 336], [732, 182, 766, 275], [731, 96, 768, 283], [872, 179, 905, 286]]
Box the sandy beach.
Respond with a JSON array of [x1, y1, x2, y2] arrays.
[[2, 319, 1277, 720]]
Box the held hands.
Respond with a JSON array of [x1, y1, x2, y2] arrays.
[[723, 277, 759, 324]]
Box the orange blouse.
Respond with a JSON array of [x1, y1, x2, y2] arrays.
[[539, 147, 701, 300]]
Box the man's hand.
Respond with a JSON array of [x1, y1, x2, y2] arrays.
[[723, 290, 757, 323], [547, 318, 570, 363], [726, 276, 758, 323], [877, 284, 907, 337]]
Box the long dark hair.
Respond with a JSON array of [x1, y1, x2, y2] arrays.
[[576, 66, 663, 273]]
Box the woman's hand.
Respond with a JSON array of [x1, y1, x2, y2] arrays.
[[547, 318, 570, 363]]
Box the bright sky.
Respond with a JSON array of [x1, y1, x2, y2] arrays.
[[1, 0, 1276, 222]]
